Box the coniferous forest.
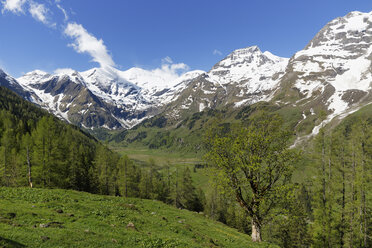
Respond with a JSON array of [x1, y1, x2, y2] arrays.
[[0, 87, 203, 210], [0, 86, 371, 247]]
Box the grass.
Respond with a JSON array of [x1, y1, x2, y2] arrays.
[[111, 145, 212, 192], [0, 187, 278, 248], [111, 145, 202, 166]]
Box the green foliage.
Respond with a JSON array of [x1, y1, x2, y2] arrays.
[[117, 155, 140, 198], [204, 112, 300, 242], [264, 184, 311, 248], [179, 168, 204, 212], [0, 87, 119, 194], [310, 119, 372, 248]]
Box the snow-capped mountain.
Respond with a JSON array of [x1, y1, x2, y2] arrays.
[[4, 10, 372, 134], [278, 11, 372, 137], [15, 66, 204, 129], [17, 69, 130, 129], [0, 69, 36, 101], [162, 46, 289, 121], [207, 45, 289, 106], [208, 46, 288, 92]]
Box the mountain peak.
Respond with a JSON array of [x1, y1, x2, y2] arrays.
[[18, 70, 52, 86], [345, 10, 371, 18], [24, 70, 49, 77], [232, 45, 261, 54], [211, 45, 289, 72]]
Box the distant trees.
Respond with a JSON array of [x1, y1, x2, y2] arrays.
[[205, 113, 299, 242], [117, 155, 140, 198]]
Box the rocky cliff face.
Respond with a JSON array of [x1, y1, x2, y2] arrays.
[[277, 11, 372, 135]]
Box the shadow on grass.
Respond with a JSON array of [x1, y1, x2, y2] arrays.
[[0, 236, 25, 248]]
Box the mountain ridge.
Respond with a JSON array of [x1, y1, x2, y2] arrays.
[[1, 11, 372, 145]]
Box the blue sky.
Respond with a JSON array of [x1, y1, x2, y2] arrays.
[[0, 0, 372, 77]]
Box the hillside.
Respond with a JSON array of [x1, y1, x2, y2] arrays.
[[0, 187, 277, 248]]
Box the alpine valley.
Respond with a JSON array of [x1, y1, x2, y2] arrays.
[[2, 10, 372, 146], [1, 7, 372, 248]]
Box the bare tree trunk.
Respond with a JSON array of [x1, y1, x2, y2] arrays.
[[251, 218, 262, 242], [27, 145, 32, 188]]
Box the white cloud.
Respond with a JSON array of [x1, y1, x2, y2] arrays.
[[64, 22, 115, 68], [2, 0, 55, 27], [160, 56, 189, 73], [154, 63, 189, 75], [150, 57, 189, 82], [213, 49, 222, 55], [1, 0, 27, 14], [54, 68, 75, 75], [161, 56, 173, 64], [56, 3, 68, 21], [124, 61, 191, 89], [29, 1, 54, 26], [126, 57, 190, 87]]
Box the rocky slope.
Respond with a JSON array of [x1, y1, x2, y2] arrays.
[[0, 69, 36, 101], [16, 67, 204, 129], [162, 46, 289, 122], [275, 11, 372, 139]]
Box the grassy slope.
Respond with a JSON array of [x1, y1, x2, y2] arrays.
[[0, 188, 277, 248]]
